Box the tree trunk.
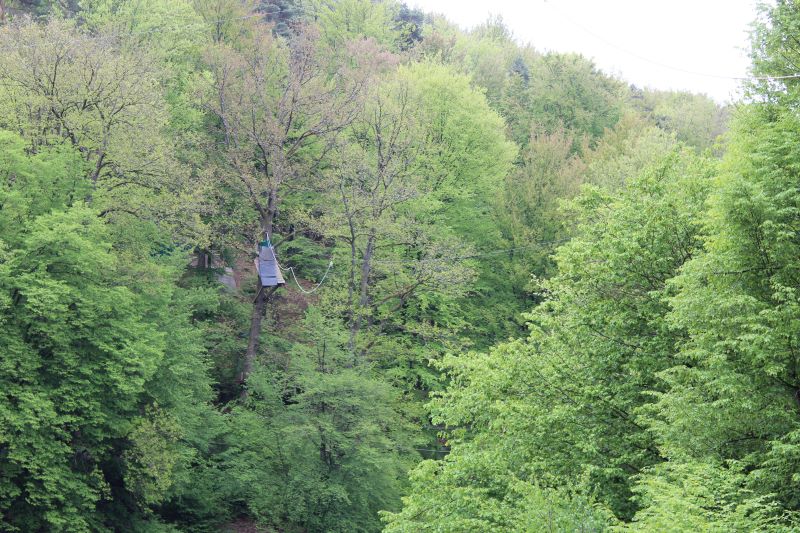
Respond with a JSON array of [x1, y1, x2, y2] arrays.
[[240, 281, 279, 398], [241, 279, 267, 389], [346, 221, 358, 355], [240, 191, 278, 398], [349, 230, 375, 361]]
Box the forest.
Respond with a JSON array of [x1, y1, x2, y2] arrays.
[[0, 0, 799, 531]]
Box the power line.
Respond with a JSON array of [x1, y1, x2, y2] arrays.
[[256, 237, 571, 294], [2, 4, 800, 83], [194, 434, 450, 456], [372, 239, 570, 265], [540, 0, 800, 82]]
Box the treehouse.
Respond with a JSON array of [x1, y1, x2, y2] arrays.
[[256, 240, 285, 287]]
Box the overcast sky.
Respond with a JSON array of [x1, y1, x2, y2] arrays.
[[408, 0, 762, 103]]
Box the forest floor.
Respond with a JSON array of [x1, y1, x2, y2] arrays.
[[222, 517, 271, 533]]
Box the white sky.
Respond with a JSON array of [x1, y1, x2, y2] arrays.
[[409, 0, 762, 103]]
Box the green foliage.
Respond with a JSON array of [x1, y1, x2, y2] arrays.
[[0, 130, 217, 531], [309, 0, 401, 49], [523, 53, 625, 149], [0, 209, 207, 529], [0, 131, 89, 230], [749, 0, 800, 102], [632, 103, 800, 529], [624, 461, 788, 532], [394, 3, 425, 51], [219, 307, 418, 532], [0, 2, 762, 532], [310, 59, 515, 381], [383, 455, 612, 532], [262, 0, 303, 36], [384, 149, 714, 530], [632, 88, 729, 151], [389, 4, 800, 530], [583, 111, 677, 190], [496, 125, 585, 277], [124, 406, 184, 507], [452, 17, 516, 105]]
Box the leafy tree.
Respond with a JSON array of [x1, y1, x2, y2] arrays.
[[0, 131, 217, 531], [0, 18, 201, 243], [317, 61, 514, 379], [307, 0, 400, 49], [0, 19, 165, 190], [622, 5, 800, 526], [202, 22, 380, 391], [626, 461, 788, 532], [191, 0, 258, 44], [220, 307, 418, 533], [394, 3, 425, 51], [749, 0, 800, 103], [635, 104, 800, 529], [452, 17, 516, 105], [262, 0, 302, 36], [525, 53, 625, 149], [317, 64, 475, 362], [633, 89, 728, 152], [496, 125, 586, 278], [385, 148, 713, 528], [582, 111, 677, 190], [383, 459, 612, 533]]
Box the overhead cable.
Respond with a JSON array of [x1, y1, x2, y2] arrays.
[[540, 0, 799, 82]]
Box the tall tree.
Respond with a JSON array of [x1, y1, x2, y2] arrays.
[[623, 5, 800, 527], [0, 18, 199, 241], [311, 61, 514, 386], [203, 23, 380, 391], [384, 147, 713, 529], [219, 306, 418, 533], [0, 131, 217, 532]]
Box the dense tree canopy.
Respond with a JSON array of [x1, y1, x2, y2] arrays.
[[2, 1, 798, 532]]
